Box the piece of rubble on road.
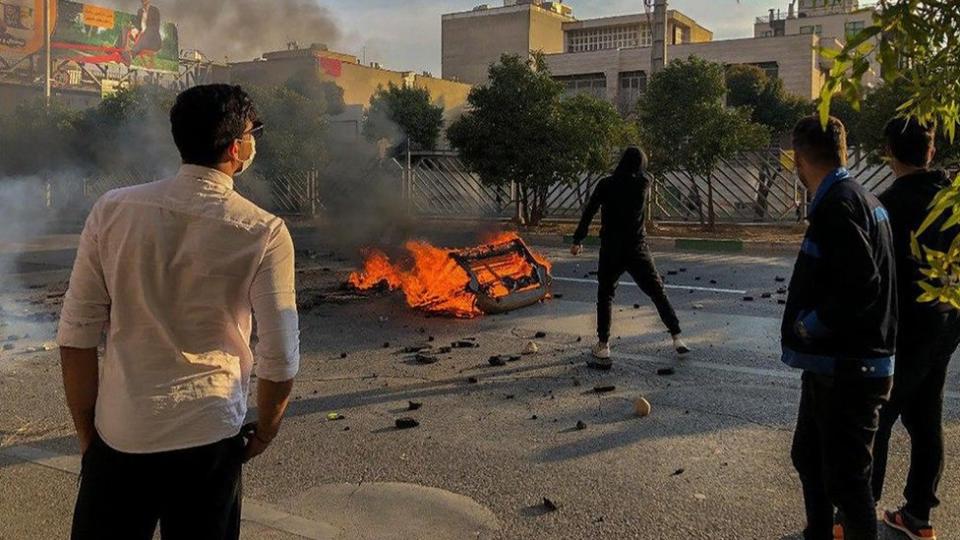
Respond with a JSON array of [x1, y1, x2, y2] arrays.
[[395, 417, 419, 430], [634, 397, 652, 417], [415, 352, 440, 364], [522, 341, 539, 355], [594, 385, 616, 393]]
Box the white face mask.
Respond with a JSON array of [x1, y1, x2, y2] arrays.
[[236, 137, 256, 176]]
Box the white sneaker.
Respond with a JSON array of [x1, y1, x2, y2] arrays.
[[592, 341, 611, 359], [673, 335, 690, 354]]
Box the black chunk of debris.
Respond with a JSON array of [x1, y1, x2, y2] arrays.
[[583, 273, 591, 279], [695, 277, 701, 281], [437, 346, 453, 354], [761, 293, 772, 299], [553, 293, 564, 299], [633, 304, 641, 309], [778, 299, 787, 305], [383, 342, 391, 349], [576, 337, 583, 343], [775, 276, 787, 282], [428, 336, 435, 342], [777, 287, 787, 295], [505, 394, 515, 400], [679, 268, 687, 273], [710, 279, 718, 285], [667, 270, 678, 276], [588, 271, 598, 276], [415, 353, 440, 364], [340, 352, 348, 359], [408, 401, 423, 411], [395, 417, 420, 430], [543, 498, 560, 512], [531, 415, 538, 420], [657, 367, 676, 376], [5, 335, 19, 342], [488, 355, 507, 366], [403, 345, 431, 353], [467, 376, 479, 384], [507, 354, 522, 362], [452, 340, 479, 349], [343, 426, 350, 431], [672, 468, 685, 477], [593, 385, 616, 393], [572, 378, 582, 387], [742, 296, 755, 302], [534, 331, 547, 339], [2, 344, 14, 351], [575, 420, 587, 430]]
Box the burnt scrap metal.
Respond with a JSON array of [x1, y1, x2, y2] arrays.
[[450, 238, 553, 315]]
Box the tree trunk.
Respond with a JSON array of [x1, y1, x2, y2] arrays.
[[707, 172, 716, 230]]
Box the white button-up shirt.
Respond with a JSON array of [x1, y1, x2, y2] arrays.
[[57, 165, 300, 454]]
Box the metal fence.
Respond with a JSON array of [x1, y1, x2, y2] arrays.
[[398, 149, 898, 224]]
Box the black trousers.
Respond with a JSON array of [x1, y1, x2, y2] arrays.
[[872, 310, 960, 521], [792, 371, 892, 540], [596, 244, 681, 342], [72, 432, 245, 540]]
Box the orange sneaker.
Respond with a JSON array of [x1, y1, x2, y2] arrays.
[[883, 509, 937, 540]]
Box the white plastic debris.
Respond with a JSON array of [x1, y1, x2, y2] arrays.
[[522, 341, 539, 355]]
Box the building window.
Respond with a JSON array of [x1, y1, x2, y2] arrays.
[[844, 20, 866, 40], [566, 24, 650, 53], [617, 71, 647, 114], [799, 24, 822, 35], [555, 73, 607, 99]]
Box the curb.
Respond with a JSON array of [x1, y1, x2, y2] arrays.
[[557, 235, 799, 255]]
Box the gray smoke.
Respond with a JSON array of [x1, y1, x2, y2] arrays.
[[102, 0, 342, 61]]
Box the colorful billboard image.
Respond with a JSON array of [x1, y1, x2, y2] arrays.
[[52, 0, 178, 73], [0, 0, 56, 60]]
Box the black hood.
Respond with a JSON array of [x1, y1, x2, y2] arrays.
[[613, 147, 648, 180], [891, 169, 951, 197]]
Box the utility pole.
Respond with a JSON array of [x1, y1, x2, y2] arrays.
[[650, 0, 668, 75], [44, 0, 52, 107]]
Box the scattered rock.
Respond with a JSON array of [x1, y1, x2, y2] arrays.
[[593, 385, 616, 393], [634, 397, 652, 417], [679, 268, 687, 273], [488, 355, 507, 366], [437, 346, 453, 354], [742, 296, 754, 302], [467, 376, 479, 384], [534, 331, 547, 339], [572, 378, 581, 387], [505, 394, 515, 400], [378, 316, 389, 323], [428, 336, 435, 342], [694, 493, 707, 501], [2, 344, 14, 351], [452, 339, 480, 349], [777, 287, 788, 295], [761, 293, 772, 299], [778, 299, 787, 305], [710, 279, 718, 285], [552, 293, 564, 299], [672, 468, 685, 476], [383, 342, 391, 349], [695, 277, 701, 281], [408, 401, 423, 411], [575, 420, 587, 430], [657, 367, 676, 376], [692, 303, 705, 310], [531, 415, 538, 420], [5, 335, 19, 342], [415, 353, 440, 364], [395, 417, 419, 430], [402, 345, 432, 353], [633, 304, 640, 309], [775, 276, 787, 282], [326, 413, 345, 421], [667, 270, 678, 276], [340, 352, 348, 359], [542, 498, 560, 512], [576, 337, 583, 343], [522, 341, 539, 355]]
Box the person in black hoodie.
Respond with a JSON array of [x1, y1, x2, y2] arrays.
[[571, 146, 688, 369], [782, 116, 897, 540], [871, 117, 960, 540]]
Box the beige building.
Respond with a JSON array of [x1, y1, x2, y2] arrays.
[[442, 1, 574, 85], [231, 44, 473, 140]]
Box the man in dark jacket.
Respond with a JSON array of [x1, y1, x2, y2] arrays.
[[871, 117, 960, 540], [571, 146, 688, 369], [783, 116, 897, 540]]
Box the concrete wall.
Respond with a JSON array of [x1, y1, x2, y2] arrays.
[[529, 7, 568, 56], [546, 33, 822, 105], [442, 7, 535, 86]]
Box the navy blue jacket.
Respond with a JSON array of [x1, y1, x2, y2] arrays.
[[781, 168, 898, 377]]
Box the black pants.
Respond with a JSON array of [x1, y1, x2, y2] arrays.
[[596, 244, 681, 342], [72, 432, 245, 540], [872, 310, 960, 521], [792, 371, 892, 540]]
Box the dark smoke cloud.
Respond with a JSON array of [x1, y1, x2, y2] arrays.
[[102, 0, 342, 61]]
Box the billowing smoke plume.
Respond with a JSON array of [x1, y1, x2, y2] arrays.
[[104, 0, 342, 61]]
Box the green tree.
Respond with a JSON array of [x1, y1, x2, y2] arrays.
[[0, 99, 79, 177], [820, 1, 960, 306], [447, 53, 631, 225], [246, 84, 329, 177], [726, 64, 813, 138], [639, 57, 769, 227], [363, 83, 444, 151]]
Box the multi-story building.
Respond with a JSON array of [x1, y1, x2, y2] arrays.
[[442, 1, 877, 116], [231, 44, 473, 141]]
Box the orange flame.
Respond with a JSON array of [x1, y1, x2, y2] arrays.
[[348, 232, 550, 318]]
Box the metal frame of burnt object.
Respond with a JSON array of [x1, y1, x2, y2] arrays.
[[449, 238, 553, 315]]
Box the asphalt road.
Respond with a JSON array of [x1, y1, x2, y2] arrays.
[[1, 239, 959, 539]]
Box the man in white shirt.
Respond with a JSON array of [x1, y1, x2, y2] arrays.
[[58, 84, 300, 540]]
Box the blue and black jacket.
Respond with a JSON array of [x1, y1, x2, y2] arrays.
[[781, 168, 898, 377]]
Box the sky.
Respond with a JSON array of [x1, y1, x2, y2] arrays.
[[321, 0, 781, 75]]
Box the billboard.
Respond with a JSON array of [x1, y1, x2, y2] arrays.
[[0, 1, 178, 73], [53, 1, 179, 73]]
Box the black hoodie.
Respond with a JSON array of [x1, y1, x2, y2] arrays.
[[878, 169, 955, 318], [572, 148, 650, 251]]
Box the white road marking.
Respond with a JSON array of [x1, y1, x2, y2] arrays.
[[552, 276, 748, 295]]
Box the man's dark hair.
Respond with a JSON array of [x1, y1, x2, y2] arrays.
[[792, 115, 847, 169], [884, 116, 935, 168], [170, 84, 258, 167], [613, 146, 648, 179]]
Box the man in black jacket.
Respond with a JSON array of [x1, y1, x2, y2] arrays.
[[871, 117, 960, 540], [571, 147, 688, 369], [783, 116, 897, 540]]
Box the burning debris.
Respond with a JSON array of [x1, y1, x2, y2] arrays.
[[348, 233, 552, 318]]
